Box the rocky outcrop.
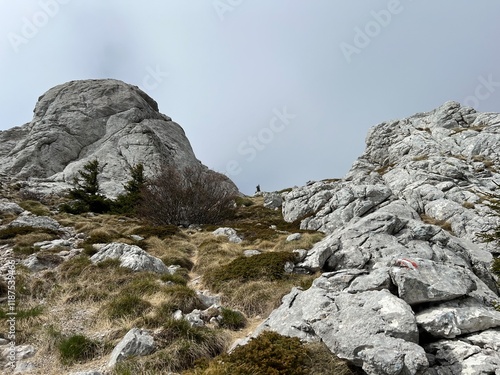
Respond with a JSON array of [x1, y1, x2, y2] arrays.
[[251, 102, 500, 374], [0, 79, 238, 197]]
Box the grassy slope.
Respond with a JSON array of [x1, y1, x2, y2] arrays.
[[0, 190, 361, 374]]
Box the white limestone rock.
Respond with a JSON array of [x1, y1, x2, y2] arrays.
[[416, 298, 500, 338], [108, 328, 155, 367], [263, 192, 283, 210], [254, 287, 427, 375], [90, 242, 170, 274], [8, 213, 62, 232], [246, 102, 500, 374], [243, 249, 262, 257], [286, 233, 301, 242], [389, 258, 477, 305], [0, 200, 24, 215], [425, 338, 500, 375], [22, 253, 63, 272], [212, 227, 242, 243]]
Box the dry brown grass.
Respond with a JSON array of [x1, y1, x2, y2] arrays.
[[412, 154, 429, 161], [14, 231, 57, 247], [192, 234, 242, 274], [272, 232, 324, 252], [421, 214, 454, 233], [2, 192, 333, 374], [462, 201, 476, 209], [375, 163, 395, 175]]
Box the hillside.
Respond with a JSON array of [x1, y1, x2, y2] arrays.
[[0, 190, 342, 374], [0, 85, 499, 375]]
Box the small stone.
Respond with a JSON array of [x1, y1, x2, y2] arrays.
[[108, 328, 155, 367], [286, 233, 302, 242], [243, 250, 262, 257], [185, 310, 204, 327], [130, 234, 144, 241], [212, 227, 242, 243], [292, 249, 308, 262]]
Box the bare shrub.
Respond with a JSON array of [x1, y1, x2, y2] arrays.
[[139, 166, 237, 226]]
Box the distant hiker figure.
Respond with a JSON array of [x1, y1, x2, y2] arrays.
[[256, 184, 261, 193]]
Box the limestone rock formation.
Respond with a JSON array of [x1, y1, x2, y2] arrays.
[[252, 102, 500, 375], [0, 79, 237, 197]]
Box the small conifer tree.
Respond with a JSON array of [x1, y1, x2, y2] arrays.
[[62, 160, 111, 213], [113, 163, 145, 214]]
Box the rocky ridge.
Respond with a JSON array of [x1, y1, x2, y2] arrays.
[[0, 79, 236, 197], [251, 102, 500, 374]]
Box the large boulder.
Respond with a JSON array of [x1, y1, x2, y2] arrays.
[[253, 287, 428, 375], [7, 213, 63, 233], [0, 79, 238, 197], [389, 258, 477, 305], [416, 298, 500, 339], [90, 242, 172, 274]]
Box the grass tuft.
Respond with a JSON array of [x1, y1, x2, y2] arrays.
[[114, 318, 228, 374], [105, 294, 152, 320], [18, 200, 51, 216], [203, 251, 297, 290], [57, 334, 100, 365], [219, 307, 246, 330]]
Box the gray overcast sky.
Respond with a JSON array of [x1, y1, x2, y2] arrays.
[[1, 1, 500, 195]]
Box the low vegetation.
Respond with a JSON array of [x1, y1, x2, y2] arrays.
[[57, 334, 102, 365], [0, 162, 358, 374], [139, 165, 237, 225], [113, 318, 228, 374], [375, 162, 395, 175], [186, 331, 360, 375], [474, 188, 500, 310]]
